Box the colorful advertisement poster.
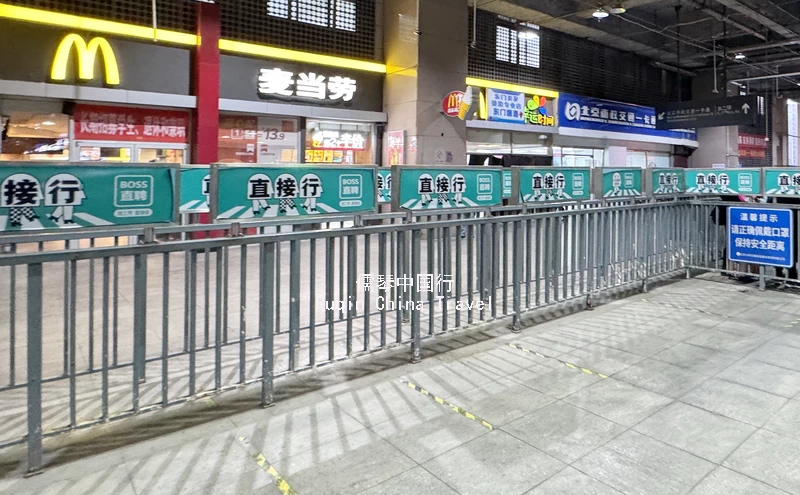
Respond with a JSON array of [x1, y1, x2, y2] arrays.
[[651, 168, 685, 195], [602, 168, 643, 198], [216, 166, 376, 220], [685, 169, 760, 195], [377, 169, 391, 203], [0, 164, 176, 231], [519, 167, 590, 202], [387, 130, 405, 166], [73, 104, 189, 143], [396, 167, 503, 210], [179, 167, 211, 213], [765, 169, 800, 196]]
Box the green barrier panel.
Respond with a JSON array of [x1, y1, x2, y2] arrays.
[[377, 169, 392, 204], [765, 168, 800, 197], [216, 165, 377, 220], [685, 168, 760, 195], [393, 165, 504, 210], [502, 170, 513, 198], [179, 166, 211, 213], [651, 168, 686, 195], [0, 163, 177, 232], [516, 167, 591, 203], [600, 168, 643, 198]]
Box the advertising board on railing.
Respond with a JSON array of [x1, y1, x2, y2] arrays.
[[0, 163, 177, 231], [377, 169, 392, 204], [392, 165, 503, 210], [650, 168, 685, 195], [685, 169, 760, 195], [765, 168, 800, 196], [215, 165, 377, 220], [179, 166, 211, 214], [515, 167, 591, 203], [599, 168, 643, 198]]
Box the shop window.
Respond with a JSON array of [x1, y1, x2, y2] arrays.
[[0, 109, 69, 162], [496, 26, 539, 68], [218, 115, 300, 164], [267, 0, 357, 32], [305, 120, 374, 164], [553, 147, 603, 168]]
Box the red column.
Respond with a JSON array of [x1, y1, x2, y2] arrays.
[[193, 2, 221, 236]]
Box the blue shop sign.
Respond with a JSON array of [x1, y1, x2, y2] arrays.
[[558, 93, 696, 141], [728, 207, 794, 268], [487, 88, 525, 124]]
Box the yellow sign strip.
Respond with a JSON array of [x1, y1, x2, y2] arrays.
[[219, 39, 387, 74], [641, 298, 732, 319], [466, 77, 559, 99], [238, 437, 298, 495], [508, 343, 608, 379], [405, 382, 494, 430]]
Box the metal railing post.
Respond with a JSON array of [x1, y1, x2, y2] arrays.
[[411, 229, 422, 363], [26, 263, 43, 476], [132, 254, 148, 412], [260, 242, 276, 407], [512, 219, 522, 332]]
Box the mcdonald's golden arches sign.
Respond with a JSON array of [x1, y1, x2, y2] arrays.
[[50, 33, 120, 86]]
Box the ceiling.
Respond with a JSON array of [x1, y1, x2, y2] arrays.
[[474, 0, 800, 93]]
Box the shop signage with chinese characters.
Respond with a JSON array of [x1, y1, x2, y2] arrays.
[[655, 96, 758, 129], [651, 168, 685, 195], [74, 104, 189, 143], [387, 131, 405, 166], [257, 68, 357, 102], [394, 166, 503, 210], [685, 169, 760, 195], [215, 165, 376, 220], [728, 207, 793, 268], [487, 89, 525, 124], [179, 166, 211, 213], [310, 130, 367, 150], [518, 167, 590, 202], [600, 168, 643, 198], [559, 93, 696, 141], [739, 133, 768, 159], [442, 91, 464, 117], [0, 164, 176, 231]]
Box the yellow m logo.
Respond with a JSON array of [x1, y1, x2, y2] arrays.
[[51, 34, 120, 86]]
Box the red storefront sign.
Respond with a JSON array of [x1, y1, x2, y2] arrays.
[[739, 132, 767, 159], [74, 104, 189, 143], [442, 91, 465, 117]]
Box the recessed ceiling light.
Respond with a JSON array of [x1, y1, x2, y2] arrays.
[[610, 6, 626, 14], [735, 52, 746, 60], [41, 121, 56, 126], [593, 8, 610, 19]]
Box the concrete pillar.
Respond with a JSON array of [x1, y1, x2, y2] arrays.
[[383, 0, 468, 165]]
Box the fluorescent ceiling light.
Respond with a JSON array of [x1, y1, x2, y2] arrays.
[[41, 121, 55, 126], [609, 6, 626, 14], [735, 53, 746, 60], [593, 8, 610, 19]]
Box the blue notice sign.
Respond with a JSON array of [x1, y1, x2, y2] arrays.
[[728, 207, 794, 268]]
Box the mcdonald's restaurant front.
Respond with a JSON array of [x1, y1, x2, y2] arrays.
[[0, 18, 194, 164]]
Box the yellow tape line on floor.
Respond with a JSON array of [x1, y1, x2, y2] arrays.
[[508, 343, 608, 379], [404, 382, 494, 430], [237, 437, 298, 495]]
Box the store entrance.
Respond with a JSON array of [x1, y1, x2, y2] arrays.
[[73, 141, 187, 164]]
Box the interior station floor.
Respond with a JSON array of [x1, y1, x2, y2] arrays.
[[4, 276, 800, 495]]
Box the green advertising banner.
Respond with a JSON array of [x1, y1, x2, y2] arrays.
[[180, 167, 211, 213], [395, 166, 503, 210], [377, 169, 392, 204], [685, 169, 760, 195], [651, 168, 685, 195], [0, 164, 176, 232], [503, 170, 513, 198], [216, 165, 376, 220], [518, 167, 591, 202], [601, 169, 643, 198], [765, 169, 800, 196]]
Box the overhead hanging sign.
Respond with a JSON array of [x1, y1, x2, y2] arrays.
[[685, 169, 760, 195], [728, 207, 793, 268], [216, 165, 376, 220], [655, 96, 758, 129], [559, 93, 696, 141], [517, 167, 591, 203], [0, 164, 177, 231], [393, 166, 503, 210]]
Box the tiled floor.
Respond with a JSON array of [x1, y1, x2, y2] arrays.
[[4, 277, 800, 494]]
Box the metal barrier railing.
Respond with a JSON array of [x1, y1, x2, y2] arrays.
[[0, 198, 706, 472]]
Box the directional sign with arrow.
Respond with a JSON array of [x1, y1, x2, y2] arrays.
[[655, 95, 758, 130]]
